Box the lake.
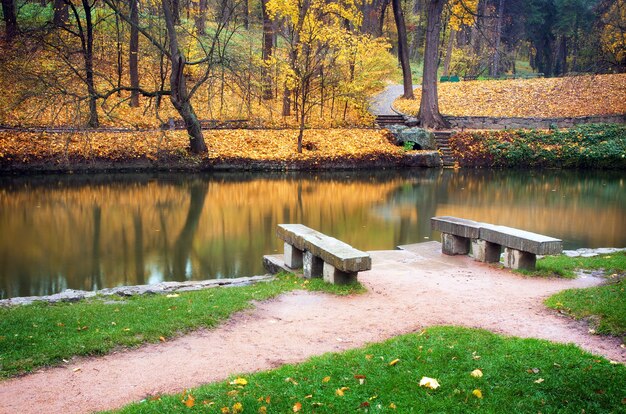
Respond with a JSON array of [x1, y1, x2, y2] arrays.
[[1, 169, 624, 298]]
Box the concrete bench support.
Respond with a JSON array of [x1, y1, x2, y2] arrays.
[[504, 248, 536, 270], [431, 216, 481, 256], [303, 250, 324, 279], [284, 242, 303, 269], [273, 224, 371, 285], [442, 233, 471, 255], [472, 239, 502, 263], [323, 263, 357, 284]]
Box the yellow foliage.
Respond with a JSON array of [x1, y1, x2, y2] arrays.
[[601, 0, 626, 64], [394, 74, 626, 118]]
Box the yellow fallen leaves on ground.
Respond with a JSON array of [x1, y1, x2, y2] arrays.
[[0, 129, 403, 164], [394, 74, 626, 118]]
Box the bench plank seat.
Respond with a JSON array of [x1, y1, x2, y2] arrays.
[[277, 224, 371, 272], [479, 224, 562, 255]]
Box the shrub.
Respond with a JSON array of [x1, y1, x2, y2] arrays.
[[449, 124, 626, 168]]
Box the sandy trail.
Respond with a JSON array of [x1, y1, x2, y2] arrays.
[[1, 242, 623, 414]]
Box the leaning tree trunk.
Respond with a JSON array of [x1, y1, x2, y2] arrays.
[[417, 0, 448, 129], [162, 0, 207, 154], [392, 0, 414, 98]]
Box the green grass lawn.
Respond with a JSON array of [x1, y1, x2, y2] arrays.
[[536, 252, 626, 278], [546, 278, 626, 339], [0, 274, 364, 378], [107, 326, 626, 413]]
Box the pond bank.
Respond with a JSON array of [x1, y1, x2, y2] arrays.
[[0, 128, 441, 173]]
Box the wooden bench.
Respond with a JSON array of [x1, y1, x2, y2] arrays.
[[431, 216, 562, 270], [276, 224, 371, 284]]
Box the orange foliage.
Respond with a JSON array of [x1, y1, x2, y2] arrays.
[[0, 129, 402, 163], [394, 74, 626, 118]]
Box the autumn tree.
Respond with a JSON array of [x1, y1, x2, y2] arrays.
[[267, 0, 366, 152], [442, 0, 477, 77], [418, 0, 448, 129], [599, 0, 626, 70]]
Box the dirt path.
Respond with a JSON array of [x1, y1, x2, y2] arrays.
[[1, 242, 623, 414]]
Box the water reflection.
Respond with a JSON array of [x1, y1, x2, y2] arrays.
[[0, 169, 624, 298]]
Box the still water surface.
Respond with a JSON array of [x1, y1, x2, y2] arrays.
[[1, 169, 624, 298]]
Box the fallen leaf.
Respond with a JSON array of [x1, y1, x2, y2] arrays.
[[259, 407, 267, 414], [159, 336, 166, 342], [293, 402, 302, 412], [182, 394, 195, 408], [322, 376, 331, 383], [336, 387, 349, 396], [72, 367, 81, 372], [230, 377, 248, 386], [389, 358, 400, 366], [166, 294, 179, 298], [472, 389, 483, 399], [471, 369, 483, 378], [232, 402, 243, 413], [389, 402, 397, 409], [419, 377, 440, 389], [534, 378, 545, 384]]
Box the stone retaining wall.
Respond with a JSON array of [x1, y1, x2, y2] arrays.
[[444, 114, 626, 130]]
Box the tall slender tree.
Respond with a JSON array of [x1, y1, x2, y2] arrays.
[[392, 0, 414, 98]]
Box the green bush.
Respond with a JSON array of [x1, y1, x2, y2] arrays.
[[449, 124, 626, 169]]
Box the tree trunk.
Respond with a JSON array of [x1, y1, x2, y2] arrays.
[[2, 0, 18, 42], [82, 0, 99, 127], [53, 0, 68, 27], [490, 0, 504, 77], [555, 35, 567, 76], [261, 0, 273, 99], [129, 0, 140, 107], [377, 0, 390, 37], [442, 28, 455, 77], [392, 0, 414, 99], [195, 0, 208, 34], [162, 0, 207, 153], [417, 0, 448, 129]]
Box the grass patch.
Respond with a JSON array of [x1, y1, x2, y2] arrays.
[[535, 252, 626, 278], [108, 326, 626, 413], [545, 279, 626, 339], [0, 273, 363, 378]]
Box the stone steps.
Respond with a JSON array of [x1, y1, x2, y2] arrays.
[[433, 131, 456, 167], [375, 114, 407, 127]]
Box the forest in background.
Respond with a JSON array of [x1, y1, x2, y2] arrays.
[[0, 0, 624, 152]]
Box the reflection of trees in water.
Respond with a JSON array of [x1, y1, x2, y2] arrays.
[[0, 169, 624, 298]]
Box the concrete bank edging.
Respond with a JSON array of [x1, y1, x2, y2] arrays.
[[0, 275, 274, 307]]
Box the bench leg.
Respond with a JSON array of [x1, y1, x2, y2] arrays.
[[472, 239, 502, 263], [303, 251, 323, 279], [323, 262, 357, 285], [504, 248, 536, 270], [441, 233, 470, 255], [284, 242, 303, 269]]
